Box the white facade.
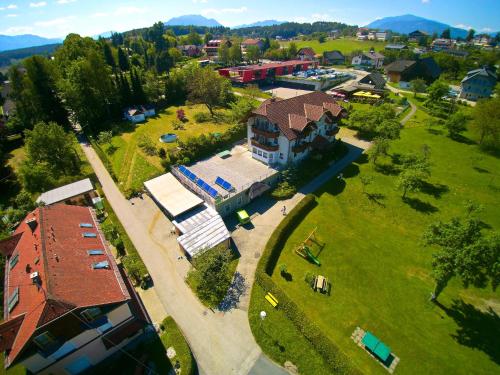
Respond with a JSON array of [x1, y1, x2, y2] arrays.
[[247, 114, 339, 167], [352, 53, 384, 69], [21, 303, 143, 375]]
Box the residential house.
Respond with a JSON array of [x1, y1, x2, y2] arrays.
[[356, 28, 369, 40], [442, 49, 469, 58], [203, 39, 232, 58], [0, 204, 149, 374], [218, 60, 314, 83], [297, 47, 316, 61], [408, 30, 429, 42], [369, 31, 391, 41], [36, 178, 97, 206], [124, 105, 155, 123], [241, 38, 264, 52], [459, 67, 497, 101], [384, 57, 441, 83], [472, 35, 492, 47], [247, 92, 347, 166], [322, 50, 345, 65], [385, 44, 409, 52], [351, 50, 385, 69], [431, 38, 453, 51], [329, 29, 340, 39], [177, 44, 202, 57], [358, 72, 386, 90]]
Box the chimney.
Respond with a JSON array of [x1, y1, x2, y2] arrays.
[[26, 218, 38, 233]]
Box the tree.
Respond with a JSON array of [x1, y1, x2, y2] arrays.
[[185, 28, 203, 45], [229, 43, 242, 65], [360, 175, 374, 194], [377, 119, 401, 140], [130, 68, 146, 104], [204, 32, 213, 46], [410, 78, 426, 98], [168, 47, 182, 65], [444, 111, 467, 139], [262, 36, 271, 51], [189, 245, 234, 308], [466, 29, 475, 42], [102, 42, 115, 68], [218, 43, 230, 66], [246, 45, 261, 63], [422, 214, 500, 301], [187, 66, 232, 116], [470, 97, 500, 148], [146, 21, 166, 51], [287, 42, 298, 58], [229, 97, 258, 124], [367, 137, 390, 165], [98, 130, 113, 145], [143, 71, 164, 104], [347, 104, 399, 139], [19, 162, 55, 193], [441, 28, 451, 39], [426, 79, 449, 103], [396, 152, 431, 198], [117, 47, 130, 71]]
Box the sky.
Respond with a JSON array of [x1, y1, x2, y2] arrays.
[[0, 0, 499, 39]]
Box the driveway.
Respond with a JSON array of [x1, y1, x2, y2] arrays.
[[80, 135, 368, 375], [386, 84, 417, 125]]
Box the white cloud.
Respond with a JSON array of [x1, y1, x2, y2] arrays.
[[481, 27, 493, 32], [114, 6, 148, 16], [92, 12, 108, 18], [192, 0, 208, 3], [202, 6, 248, 15], [57, 0, 77, 4], [35, 16, 75, 27], [7, 4, 18, 9], [6, 14, 18, 18], [421, 0, 430, 3], [1, 26, 35, 34], [30, 2, 48, 7], [455, 23, 473, 30]]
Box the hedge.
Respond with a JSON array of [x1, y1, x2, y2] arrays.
[[160, 317, 196, 375], [254, 194, 361, 375], [91, 140, 118, 182]]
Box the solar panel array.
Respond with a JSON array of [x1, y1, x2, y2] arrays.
[[215, 176, 234, 192], [179, 165, 219, 199]]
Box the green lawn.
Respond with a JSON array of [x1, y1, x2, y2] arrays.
[[160, 317, 196, 375], [281, 37, 387, 56], [100, 104, 235, 193], [258, 123, 500, 374], [233, 86, 272, 99]]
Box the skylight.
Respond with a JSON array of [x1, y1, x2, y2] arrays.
[[9, 253, 19, 270], [87, 249, 104, 255], [8, 287, 19, 312], [92, 261, 109, 269], [83, 232, 97, 238], [79, 223, 93, 228]]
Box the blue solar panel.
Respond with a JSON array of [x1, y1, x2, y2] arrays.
[[215, 176, 234, 191], [179, 165, 187, 174], [196, 178, 206, 187], [208, 187, 218, 198], [187, 171, 197, 181]]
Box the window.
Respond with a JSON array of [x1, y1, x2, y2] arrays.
[[258, 150, 262, 156], [9, 253, 19, 270], [8, 287, 19, 312], [252, 147, 257, 153], [263, 152, 268, 158], [33, 331, 57, 351], [83, 232, 97, 238], [87, 249, 104, 255], [79, 223, 93, 228], [81, 307, 102, 322], [279, 153, 284, 159], [92, 261, 109, 269], [65, 356, 92, 375], [269, 153, 274, 161]]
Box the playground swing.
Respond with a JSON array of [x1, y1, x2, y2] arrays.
[[294, 227, 325, 266]]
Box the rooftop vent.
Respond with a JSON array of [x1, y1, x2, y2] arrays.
[[26, 218, 38, 233]]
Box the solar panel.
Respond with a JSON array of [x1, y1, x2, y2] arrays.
[[87, 249, 104, 255], [196, 178, 206, 188], [215, 176, 233, 191], [179, 165, 187, 174], [92, 261, 109, 269], [187, 171, 197, 181], [208, 187, 218, 198]]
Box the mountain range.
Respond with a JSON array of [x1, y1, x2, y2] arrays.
[[0, 34, 62, 52], [164, 14, 222, 27], [233, 20, 285, 29], [367, 14, 470, 39]]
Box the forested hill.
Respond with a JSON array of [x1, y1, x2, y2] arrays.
[[229, 21, 358, 38], [0, 43, 60, 69]]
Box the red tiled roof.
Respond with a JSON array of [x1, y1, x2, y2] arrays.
[[251, 92, 346, 140], [242, 38, 262, 46], [1, 204, 130, 366], [298, 47, 315, 56]]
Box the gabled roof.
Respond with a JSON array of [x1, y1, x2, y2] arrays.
[[36, 178, 94, 205], [418, 57, 441, 79], [323, 50, 345, 59], [385, 60, 416, 73], [359, 72, 386, 88], [1, 205, 130, 366], [297, 47, 316, 56], [357, 51, 384, 60], [242, 38, 262, 45], [461, 67, 497, 83], [251, 92, 345, 140], [385, 44, 408, 50]]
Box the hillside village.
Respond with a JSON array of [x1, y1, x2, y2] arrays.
[[0, 6, 499, 375]]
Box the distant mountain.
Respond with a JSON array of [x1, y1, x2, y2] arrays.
[[93, 31, 117, 40], [165, 15, 222, 27], [0, 34, 62, 52], [366, 14, 468, 39], [233, 20, 286, 29]]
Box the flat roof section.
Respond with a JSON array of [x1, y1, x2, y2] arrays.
[[144, 173, 204, 217], [177, 214, 230, 257], [36, 178, 94, 205], [188, 145, 278, 197]]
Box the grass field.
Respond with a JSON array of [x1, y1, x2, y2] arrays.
[[253, 121, 500, 374], [100, 104, 235, 193], [281, 37, 387, 56]]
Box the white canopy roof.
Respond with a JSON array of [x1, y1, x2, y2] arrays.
[[36, 178, 94, 205], [144, 173, 203, 218]]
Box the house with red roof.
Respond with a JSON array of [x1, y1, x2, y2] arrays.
[[247, 91, 347, 166], [0, 204, 149, 374], [297, 47, 316, 61]]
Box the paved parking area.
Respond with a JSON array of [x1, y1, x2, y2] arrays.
[[264, 86, 314, 99]]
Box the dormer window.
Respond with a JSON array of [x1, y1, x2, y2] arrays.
[[79, 223, 93, 228], [83, 232, 97, 238]]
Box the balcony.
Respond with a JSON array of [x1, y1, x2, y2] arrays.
[[292, 142, 310, 153], [251, 139, 279, 152], [251, 125, 279, 138], [326, 127, 340, 136]]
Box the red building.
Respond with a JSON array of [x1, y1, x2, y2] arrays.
[[218, 60, 317, 83]]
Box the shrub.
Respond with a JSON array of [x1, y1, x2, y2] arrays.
[[193, 111, 211, 123], [158, 148, 167, 159], [137, 135, 156, 156], [271, 181, 296, 200]]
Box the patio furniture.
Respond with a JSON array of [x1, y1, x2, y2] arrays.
[[265, 292, 278, 308], [361, 331, 392, 362]]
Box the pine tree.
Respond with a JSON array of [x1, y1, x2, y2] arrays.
[[102, 42, 115, 68], [117, 47, 130, 71]]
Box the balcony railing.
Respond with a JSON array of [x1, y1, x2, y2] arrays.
[[251, 139, 279, 151], [292, 142, 310, 153], [251, 125, 279, 138]]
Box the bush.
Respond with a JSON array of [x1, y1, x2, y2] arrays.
[[271, 181, 296, 200], [158, 148, 167, 159], [193, 111, 211, 123], [137, 135, 156, 156]]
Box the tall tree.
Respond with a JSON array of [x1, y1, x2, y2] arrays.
[[367, 137, 390, 165], [423, 212, 500, 301], [245, 45, 261, 64], [102, 42, 116, 69], [130, 69, 146, 104], [147, 21, 167, 51], [204, 32, 213, 45], [444, 111, 467, 139], [466, 29, 475, 42], [187, 66, 232, 116], [262, 37, 271, 51], [229, 43, 242, 65], [426, 79, 449, 103], [470, 97, 500, 147], [117, 47, 130, 71], [441, 28, 451, 39], [186, 28, 202, 45], [410, 78, 426, 98], [288, 42, 298, 58], [218, 43, 230, 66]]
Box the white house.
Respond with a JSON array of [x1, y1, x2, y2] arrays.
[[124, 105, 155, 123], [351, 50, 385, 69], [247, 92, 346, 167]]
